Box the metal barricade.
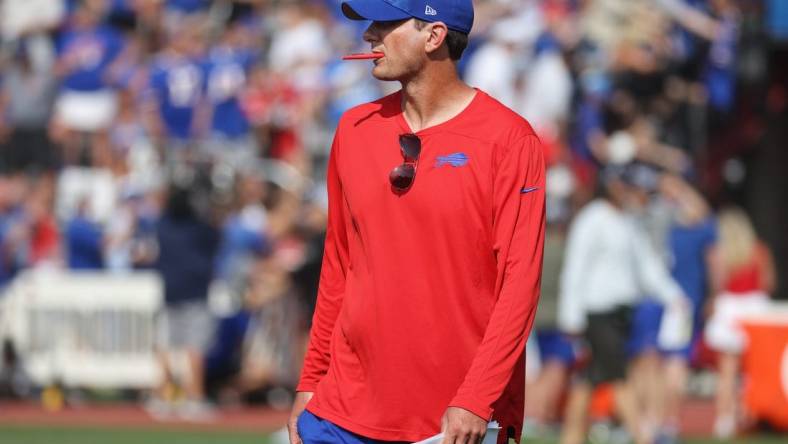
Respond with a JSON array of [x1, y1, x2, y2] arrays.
[[0, 270, 164, 389]]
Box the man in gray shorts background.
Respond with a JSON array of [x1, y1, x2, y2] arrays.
[[150, 184, 219, 421]]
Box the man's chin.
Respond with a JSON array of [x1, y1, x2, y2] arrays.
[[370, 68, 399, 82]]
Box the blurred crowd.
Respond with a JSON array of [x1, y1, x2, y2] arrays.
[[0, 0, 786, 441]]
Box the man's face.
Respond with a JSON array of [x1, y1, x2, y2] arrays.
[[608, 179, 650, 212], [621, 183, 652, 213], [363, 19, 428, 81]]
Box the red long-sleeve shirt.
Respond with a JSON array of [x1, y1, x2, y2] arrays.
[[297, 89, 545, 442]]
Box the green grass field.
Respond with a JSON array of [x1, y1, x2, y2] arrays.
[[523, 437, 786, 444], [0, 426, 270, 444], [0, 426, 785, 444]]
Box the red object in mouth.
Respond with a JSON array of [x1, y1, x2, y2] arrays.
[[342, 52, 384, 60]]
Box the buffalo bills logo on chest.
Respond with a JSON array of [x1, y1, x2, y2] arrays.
[[435, 152, 469, 168]]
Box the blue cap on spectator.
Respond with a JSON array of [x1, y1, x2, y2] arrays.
[[602, 162, 662, 193], [341, 0, 474, 34]]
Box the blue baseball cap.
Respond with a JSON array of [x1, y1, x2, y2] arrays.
[[341, 0, 474, 34], [601, 162, 662, 193]]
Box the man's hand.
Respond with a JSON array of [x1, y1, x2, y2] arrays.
[[440, 406, 488, 444], [287, 391, 313, 444]]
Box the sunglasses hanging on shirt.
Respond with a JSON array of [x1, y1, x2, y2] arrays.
[[389, 133, 421, 194]]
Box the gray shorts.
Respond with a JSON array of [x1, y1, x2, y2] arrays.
[[158, 301, 214, 352]]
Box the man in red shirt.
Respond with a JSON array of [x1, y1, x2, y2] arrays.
[[288, 1, 545, 444]]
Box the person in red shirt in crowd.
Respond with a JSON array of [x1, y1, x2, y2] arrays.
[[241, 66, 303, 162], [704, 206, 776, 439], [287, 1, 546, 444]]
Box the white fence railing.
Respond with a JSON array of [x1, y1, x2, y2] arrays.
[[0, 269, 164, 389]]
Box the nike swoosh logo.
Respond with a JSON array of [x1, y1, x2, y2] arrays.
[[520, 186, 540, 194]]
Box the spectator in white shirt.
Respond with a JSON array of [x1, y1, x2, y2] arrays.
[[558, 163, 687, 444], [464, 15, 537, 109]]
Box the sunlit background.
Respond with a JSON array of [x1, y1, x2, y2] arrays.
[[0, 0, 787, 443]]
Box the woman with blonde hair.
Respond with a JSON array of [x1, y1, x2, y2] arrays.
[[705, 206, 776, 438]]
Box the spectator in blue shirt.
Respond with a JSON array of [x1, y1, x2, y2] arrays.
[[200, 21, 259, 168], [214, 169, 269, 282], [205, 23, 256, 139], [151, 184, 219, 419], [65, 200, 104, 270], [166, 0, 210, 15], [51, 0, 125, 167], [0, 177, 29, 288], [145, 17, 207, 161], [658, 175, 717, 440], [658, 0, 740, 116], [162, 0, 211, 37]]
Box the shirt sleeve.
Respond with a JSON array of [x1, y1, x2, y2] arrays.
[[449, 134, 546, 420], [146, 65, 164, 98], [557, 212, 594, 334], [296, 130, 350, 392], [106, 28, 126, 63]]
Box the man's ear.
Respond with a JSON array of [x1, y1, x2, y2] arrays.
[[424, 21, 449, 56]]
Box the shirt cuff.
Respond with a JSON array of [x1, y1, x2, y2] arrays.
[[296, 380, 318, 393], [448, 394, 494, 422]]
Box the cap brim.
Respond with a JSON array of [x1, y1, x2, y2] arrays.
[[341, 0, 412, 22]]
